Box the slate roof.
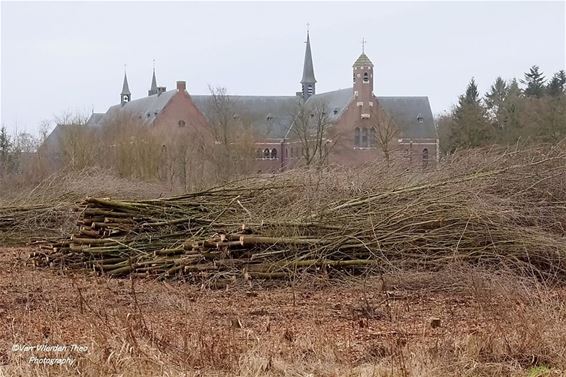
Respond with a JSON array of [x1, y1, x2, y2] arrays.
[[191, 95, 298, 139], [300, 88, 436, 140], [102, 90, 177, 124], [353, 53, 374, 67], [85, 113, 104, 128], [377, 96, 436, 139]]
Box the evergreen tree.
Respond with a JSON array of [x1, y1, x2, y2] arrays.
[[521, 65, 546, 98], [449, 78, 492, 150], [500, 78, 523, 139], [485, 76, 509, 128], [547, 70, 566, 97]]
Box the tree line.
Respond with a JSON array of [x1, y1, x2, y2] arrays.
[[438, 66, 566, 153]]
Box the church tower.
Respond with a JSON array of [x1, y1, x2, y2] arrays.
[[352, 42, 374, 102], [300, 29, 316, 100], [121, 71, 131, 105]]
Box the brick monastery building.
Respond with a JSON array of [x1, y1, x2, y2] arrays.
[[47, 31, 438, 171]]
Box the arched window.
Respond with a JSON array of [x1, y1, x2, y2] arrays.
[[256, 149, 262, 159], [422, 148, 429, 168], [363, 72, 369, 83], [354, 127, 361, 147], [271, 148, 278, 160], [361, 127, 368, 147], [369, 127, 377, 147], [263, 148, 270, 159], [178, 120, 186, 127]]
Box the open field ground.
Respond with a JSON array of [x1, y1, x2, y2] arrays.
[[2, 247, 566, 376], [1, 145, 566, 376]]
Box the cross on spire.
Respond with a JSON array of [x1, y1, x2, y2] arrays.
[[361, 37, 366, 53]]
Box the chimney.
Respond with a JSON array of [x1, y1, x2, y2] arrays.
[[176, 81, 186, 91]]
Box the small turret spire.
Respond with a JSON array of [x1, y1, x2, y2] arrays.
[[121, 65, 131, 105], [148, 59, 158, 96], [300, 24, 316, 100]]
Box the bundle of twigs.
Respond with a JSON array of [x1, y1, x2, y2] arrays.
[[32, 144, 566, 282]]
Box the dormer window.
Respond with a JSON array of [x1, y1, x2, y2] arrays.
[[417, 113, 424, 124], [266, 114, 273, 121], [333, 108, 339, 115]]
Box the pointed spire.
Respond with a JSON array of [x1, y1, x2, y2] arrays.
[[300, 25, 316, 100], [121, 70, 131, 96], [121, 65, 131, 105], [301, 28, 316, 84], [148, 60, 158, 96]]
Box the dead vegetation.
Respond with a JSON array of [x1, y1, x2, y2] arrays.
[[0, 168, 173, 245], [2, 248, 566, 376], [2, 143, 566, 376], [28, 143, 566, 284]]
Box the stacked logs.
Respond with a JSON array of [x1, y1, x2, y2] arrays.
[[31, 145, 566, 282]]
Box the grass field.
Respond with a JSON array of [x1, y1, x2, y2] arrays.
[[2, 247, 566, 376]]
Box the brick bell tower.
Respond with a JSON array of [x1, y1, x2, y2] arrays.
[[352, 39, 374, 116]]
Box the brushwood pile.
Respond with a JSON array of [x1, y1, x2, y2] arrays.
[[26, 145, 566, 282]]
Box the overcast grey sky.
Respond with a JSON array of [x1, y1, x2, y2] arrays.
[[1, 1, 565, 135]]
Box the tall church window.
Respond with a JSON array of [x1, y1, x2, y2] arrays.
[[363, 72, 369, 83], [422, 148, 429, 168], [369, 127, 377, 147], [263, 148, 270, 159], [361, 127, 368, 147], [271, 148, 278, 160]]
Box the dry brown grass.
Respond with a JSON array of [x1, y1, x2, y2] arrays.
[[0, 167, 175, 206], [2, 247, 566, 376]]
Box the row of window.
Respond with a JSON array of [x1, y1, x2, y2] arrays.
[[256, 148, 278, 160], [255, 147, 305, 161], [354, 127, 377, 148]]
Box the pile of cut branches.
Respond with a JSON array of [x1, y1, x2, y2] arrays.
[[32, 144, 566, 282]]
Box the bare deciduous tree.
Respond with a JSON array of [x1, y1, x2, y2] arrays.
[[289, 100, 332, 167], [356, 105, 400, 163]]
